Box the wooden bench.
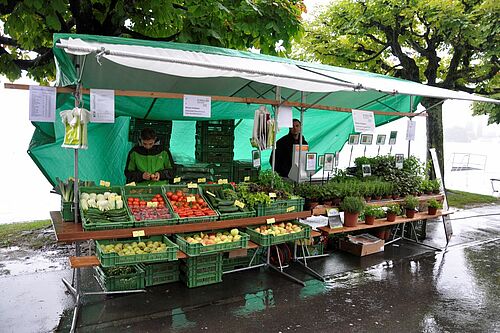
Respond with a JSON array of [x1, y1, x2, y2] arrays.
[[69, 250, 189, 268]]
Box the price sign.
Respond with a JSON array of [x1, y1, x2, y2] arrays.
[[125, 182, 136, 186], [186, 196, 195, 202], [286, 206, 295, 212], [269, 192, 277, 198], [206, 191, 216, 197], [132, 230, 145, 237], [100, 180, 111, 187], [173, 177, 181, 184], [266, 218, 276, 224], [234, 200, 245, 208], [146, 202, 158, 208], [218, 179, 228, 184], [187, 183, 198, 189], [197, 178, 206, 183], [244, 176, 250, 182]]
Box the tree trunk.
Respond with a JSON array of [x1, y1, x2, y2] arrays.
[[422, 97, 445, 185]]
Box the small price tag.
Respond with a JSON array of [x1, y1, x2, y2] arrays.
[[197, 178, 206, 183], [173, 177, 181, 183], [187, 183, 198, 189], [286, 206, 296, 212], [244, 176, 250, 182], [99, 180, 111, 187], [146, 201, 158, 208], [234, 200, 245, 208], [132, 230, 145, 237], [269, 192, 277, 198], [125, 182, 136, 186], [266, 217, 276, 224], [186, 196, 195, 202], [218, 179, 228, 184], [206, 191, 216, 197]]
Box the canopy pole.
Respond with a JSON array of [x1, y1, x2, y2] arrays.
[[271, 86, 281, 188], [297, 92, 305, 183], [407, 96, 413, 158]]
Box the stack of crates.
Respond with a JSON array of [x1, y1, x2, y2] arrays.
[[232, 160, 260, 183], [195, 120, 235, 181], [129, 118, 173, 150], [141, 261, 180, 287], [222, 248, 262, 272], [180, 253, 223, 288]]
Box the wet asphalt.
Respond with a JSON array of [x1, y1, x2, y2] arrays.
[[2, 205, 499, 333]]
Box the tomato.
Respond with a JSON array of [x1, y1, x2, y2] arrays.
[[166, 191, 173, 198], [176, 190, 183, 197], [197, 198, 204, 205], [171, 194, 178, 201], [151, 198, 158, 202]]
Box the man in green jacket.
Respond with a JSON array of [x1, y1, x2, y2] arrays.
[[125, 128, 175, 184]]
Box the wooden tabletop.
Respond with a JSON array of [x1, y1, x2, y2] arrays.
[[318, 210, 453, 235], [51, 210, 312, 243]]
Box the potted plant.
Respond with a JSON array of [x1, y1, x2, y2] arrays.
[[426, 198, 442, 215], [295, 183, 321, 210], [429, 179, 441, 194], [420, 179, 433, 195], [382, 182, 394, 200], [385, 203, 401, 222], [363, 205, 384, 225], [403, 195, 419, 218], [340, 196, 365, 227], [372, 181, 384, 201]]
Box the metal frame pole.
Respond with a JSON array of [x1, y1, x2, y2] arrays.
[[271, 86, 281, 188], [297, 92, 305, 183]]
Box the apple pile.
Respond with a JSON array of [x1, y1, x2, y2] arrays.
[[184, 228, 242, 246], [166, 190, 217, 218], [253, 222, 302, 236], [127, 194, 172, 221], [100, 240, 169, 256]]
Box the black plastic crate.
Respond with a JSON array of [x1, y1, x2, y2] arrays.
[[232, 160, 260, 183], [129, 118, 173, 150], [196, 151, 234, 163]]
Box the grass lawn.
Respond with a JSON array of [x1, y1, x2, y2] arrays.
[[446, 189, 500, 209], [0, 220, 52, 248]]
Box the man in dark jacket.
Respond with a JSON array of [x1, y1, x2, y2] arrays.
[[270, 119, 308, 177], [125, 128, 175, 184]]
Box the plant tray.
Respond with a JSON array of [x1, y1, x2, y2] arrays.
[[95, 265, 145, 291], [180, 270, 223, 288], [245, 221, 311, 247], [163, 185, 219, 224], [61, 201, 75, 222], [175, 230, 249, 256], [96, 235, 179, 267], [123, 185, 178, 227], [255, 198, 305, 216]]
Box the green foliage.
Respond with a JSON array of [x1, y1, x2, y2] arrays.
[[403, 195, 419, 210], [1, 0, 305, 82], [426, 198, 442, 209], [257, 170, 293, 193], [236, 183, 271, 208], [340, 196, 365, 213], [472, 92, 500, 125], [363, 205, 385, 218], [294, 183, 322, 200], [446, 189, 500, 209], [385, 203, 402, 215]]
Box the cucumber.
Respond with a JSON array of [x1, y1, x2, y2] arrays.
[[218, 206, 239, 213], [218, 200, 235, 206]]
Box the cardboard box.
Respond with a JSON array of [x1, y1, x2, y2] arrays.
[[228, 248, 248, 258], [339, 234, 384, 257]]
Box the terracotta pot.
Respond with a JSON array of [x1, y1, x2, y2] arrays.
[[343, 212, 359, 227], [383, 195, 392, 200], [323, 200, 333, 206], [392, 194, 400, 200], [305, 201, 319, 210], [433, 190, 440, 194], [374, 196, 382, 201], [365, 196, 372, 202], [405, 209, 416, 218], [425, 191, 433, 195], [386, 212, 397, 222], [365, 215, 376, 225], [428, 207, 438, 215]]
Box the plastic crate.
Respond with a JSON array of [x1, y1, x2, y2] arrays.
[[195, 145, 234, 154], [140, 262, 180, 286], [123, 185, 178, 226], [195, 135, 234, 148], [96, 235, 179, 267], [61, 201, 75, 222], [255, 198, 305, 216], [245, 221, 311, 247], [195, 151, 234, 163], [180, 270, 223, 288], [95, 265, 145, 291], [129, 118, 172, 150], [181, 253, 223, 275], [163, 185, 219, 224], [199, 184, 256, 220], [222, 249, 262, 271], [175, 230, 249, 256], [232, 160, 260, 183]]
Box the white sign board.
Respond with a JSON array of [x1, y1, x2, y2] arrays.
[[352, 109, 375, 133], [29, 86, 56, 122], [183, 95, 211, 118], [324, 153, 334, 171], [90, 89, 115, 123], [277, 105, 293, 128], [406, 119, 416, 141]]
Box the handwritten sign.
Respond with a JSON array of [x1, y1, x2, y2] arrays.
[[234, 200, 245, 208], [99, 180, 111, 187], [244, 176, 250, 182], [132, 230, 145, 237], [266, 218, 276, 224], [186, 196, 195, 202], [269, 192, 277, 198], [286, 206, 296, 212], [187, 183, 198, 189], [173, 177, 181, 184], [197, 178, 206, 183], [218, 179, 228, 184]]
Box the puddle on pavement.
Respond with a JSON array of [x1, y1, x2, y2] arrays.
[[232, 289, 276, 317], [0, 246, 66, 276]]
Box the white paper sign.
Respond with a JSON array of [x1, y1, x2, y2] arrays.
[[406, 119, 416, 141], [277, 105, 293, 128], [395, 154, 404, 169], [324, 153, 334, 171], [252, 150, 261, 168], [90, 89, 115, 123], [29, 86, 56, 122], [306, 153, 317, 171], [352, 109, 375, 133], [183, 95, 211, 118]]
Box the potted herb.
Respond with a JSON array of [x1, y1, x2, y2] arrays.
[[403, 195, 419, 218], [429, 179, 441, 194], [295, 183, 321, 210], [382, 182, 394, 200], [420, 179, 433, 195], [426, 198, 442, 215], [385, 204, 401, 222], [340, 196, 365, 227], [363, 205, 384, 225]]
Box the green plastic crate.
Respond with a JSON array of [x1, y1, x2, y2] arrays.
[[195, 135, 234, 148], [180, 270, 223, 288], [255, 198, 305, 216], [175, 230, 249, 256], [141, 261, 179, 275], [232, 160, 260, 183], [123, 185, 178, 227], [96, 235, 179, 267], [61, 201, 75, 222], [181, 253, 222, 275], [140, 262, 179, 287], [199, 184, 256, 221], [222, 249, 262, 271], [195, 151, 234, 163], [95, 265, 145, 291], [245, 221, 311, 247], [163, 185, 219, 224]]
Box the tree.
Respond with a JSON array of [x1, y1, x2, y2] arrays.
[[0, 0, 305, 83], [297, 0, 499, 177]]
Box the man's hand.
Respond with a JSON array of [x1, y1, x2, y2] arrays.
[[142, 172, 151, 180], [150, 172, 160, 181]]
